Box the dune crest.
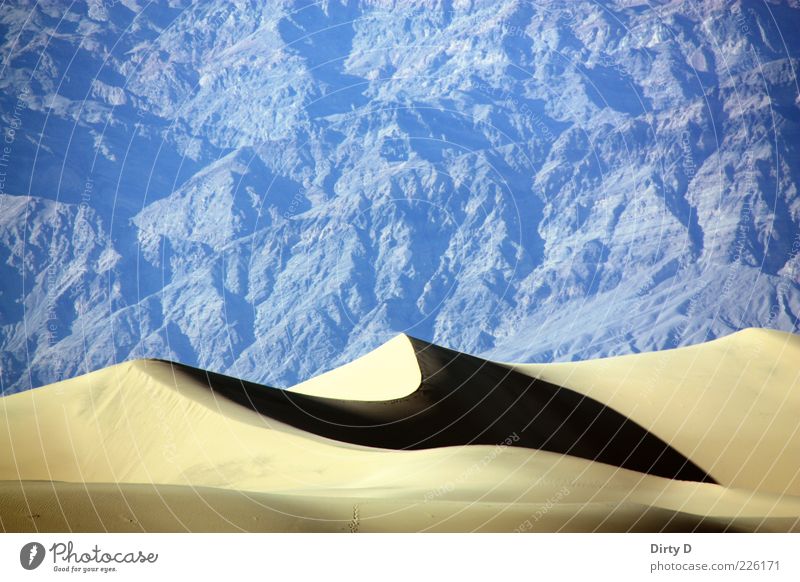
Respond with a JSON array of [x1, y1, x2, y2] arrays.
[[510, 328, 800, 495], [289, 334, 421, 401], [1, 328, 798, 532]]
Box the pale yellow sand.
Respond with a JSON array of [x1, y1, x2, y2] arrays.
[[289, 334, 421, 401], [508, 328, 800, 496], [2, 475, 798, 532], [1, 328, 798, 532]]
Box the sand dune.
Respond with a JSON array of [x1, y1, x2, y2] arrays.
[[1, 328, 798, 532], [289, 334, 421, 401], [509, 328, 800, 496]]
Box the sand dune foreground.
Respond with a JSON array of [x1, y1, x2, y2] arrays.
[[1, 328, 798, 532]]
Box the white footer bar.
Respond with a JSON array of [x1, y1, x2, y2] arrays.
[[1, 533, 796, 581]]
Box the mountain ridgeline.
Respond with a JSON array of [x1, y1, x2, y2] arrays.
[[1, 0, 799, 392]]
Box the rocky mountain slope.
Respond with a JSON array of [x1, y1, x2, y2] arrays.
[[1, 0, 799, 392]]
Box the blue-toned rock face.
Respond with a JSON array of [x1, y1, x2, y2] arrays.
[[1, 0, 799, 392]]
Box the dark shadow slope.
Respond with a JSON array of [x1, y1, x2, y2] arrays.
[[166, 337, 714, 483]]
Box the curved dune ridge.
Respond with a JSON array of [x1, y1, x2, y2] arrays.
[[1, 328, 798, 532]]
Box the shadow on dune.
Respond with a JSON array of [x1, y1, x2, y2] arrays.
[[166, 337, 713, 483]]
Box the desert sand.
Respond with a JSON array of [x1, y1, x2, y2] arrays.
[[509, 328, 800, 496], [1, 328, 798, 532], [289, 334, 421, 401]]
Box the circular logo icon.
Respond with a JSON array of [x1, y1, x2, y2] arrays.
[[20, 542, 46, 570]]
